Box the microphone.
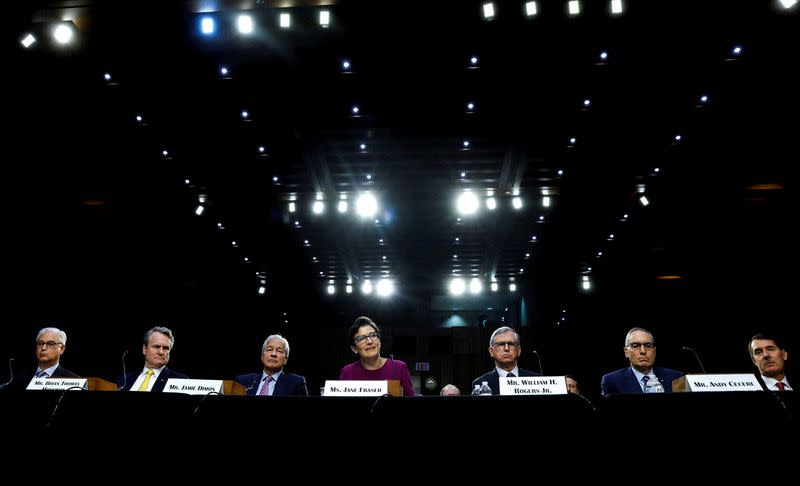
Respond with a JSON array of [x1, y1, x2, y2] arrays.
[[245, 375, 261, 394], [389, 354, 397, 380], [0, 358, 14, 390], [682, 346, 707, 373], [117, 350, 128, 391], [531, 350, 544, 375]]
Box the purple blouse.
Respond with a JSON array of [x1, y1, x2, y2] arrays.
[[338, 358, 416, 396]]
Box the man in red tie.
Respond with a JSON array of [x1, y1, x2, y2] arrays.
[[749, 333, 792, 391]]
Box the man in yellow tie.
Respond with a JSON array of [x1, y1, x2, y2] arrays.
[[118, 326, 188, 392]]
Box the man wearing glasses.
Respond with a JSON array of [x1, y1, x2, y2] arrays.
[[29, 327, 79, 382], [472, 326, 540, 395], [600, 327, 683, 396]]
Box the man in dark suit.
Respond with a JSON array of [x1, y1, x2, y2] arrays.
[[21, 327, 80, 386], [235, 334, 308, 396], [601, 327, 683, 396], [472, 326, 540, 395], [749, 332, 792, 391], [118, 326, 187, 392]]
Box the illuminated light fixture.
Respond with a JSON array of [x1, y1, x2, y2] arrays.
[[279, 13, 291, 29], [569, 137, 577, 146], [312, 201, 324, 214], [599, 51, 609, 62], [449, 278, 466, 296], [272, 176, 279, 183], [20, 33, 36, 48], [200, 16, 215, 35], [542, 195, 551, 207], [351, 105, 360, 116], [779, 0, 798, 8], [466, 102, 475, 113], [337, 201, 348, 213], [512, 197, 523, 210], [674, 134, 682, 142], [359, 143, 367, 151], [469, 56, 479, 67], [582, 98, 591, 108], [194, 205, 204, 216], [237, 15, 254, 34], [525, 2, 538, 16], [341, 60, 352, 72], [376, 279, 394, 297], [482, 3, 495, 19], [319, 10, 331, 27], [581, 275, 591, 291], [361, 280, 373, 295], [491, 282, 499, 292], [327, 284, 335, 295], [610, 0, 624, 15], [568, 1, 581, 16], [638, 194, 650, 206], [355, 193, 378, 218], [509, 283, 517, 292], [457, 191, 479, 215], [469, 278, 482, 294], [258, 286, 266, 295], [462, 140, 471, 149], [53, 23, 74, 45], [288, 202, 296, 213], [219, 66, 230, 77], [486, 197, 497, 210], [731, 45, 743, 57], [557, 169, 564, 176], [345, 285, 353, 294]]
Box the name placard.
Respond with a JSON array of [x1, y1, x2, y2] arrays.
[[499, 375, 568, 396], [323, 380, 389, 396], [26, 377, 87, 391], [677, 373, 762, 392], [163, 378, 224, 395]]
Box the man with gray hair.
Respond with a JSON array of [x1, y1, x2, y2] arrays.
[[600, 327, 683, 396], [472, 326, 540, 395], [119, 326, 188, 392], [30, 327, 79, 380], [235, 334, 308, 396]]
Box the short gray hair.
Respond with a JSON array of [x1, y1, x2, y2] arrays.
[[37, 327, 67, 345], [490, 326, 520, 346], [625, 327, 654, 346], [144, 326, 175, 348], [262, 334, 290, 357], [440, 384, 460, 396]]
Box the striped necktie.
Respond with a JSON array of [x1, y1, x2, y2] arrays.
[[35, 370, 47, 378], [258, 376, 274, 396], [776, 381, 786, 391]]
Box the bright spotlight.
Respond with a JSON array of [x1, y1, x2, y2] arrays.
[[376, 279, 394, 297], [53, 24, 74, 45], [361, 280, 373, 295], [449, 278, 466, 296], [469, 278, 482, 294], [456, 191, 479, 215], [356, 193, 378, 218], [312, 201, 325, 214], [237, 15, 254, 34]]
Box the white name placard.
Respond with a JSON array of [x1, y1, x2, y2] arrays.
[[323, 380, 388, 396], [499, 375, 568, 396], [163, 378, 224, 395], [26, 377, 87, 391], [682, 373, 762, 392]]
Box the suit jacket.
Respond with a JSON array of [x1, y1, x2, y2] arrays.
[[118, 367, 188, 392], [472, 368, 540, 395], [8, 364, 80, 390], [601, 366, 684, 396], [235, 371, 309, 396]]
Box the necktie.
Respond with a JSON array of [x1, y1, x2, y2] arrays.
[[35, 370, 47, 378], [642, 375, 650, 391], [507, 373, 516, 378], [138, 369, 154, 392], [258, 376, 274, 396], [776, 382, 786, 391]]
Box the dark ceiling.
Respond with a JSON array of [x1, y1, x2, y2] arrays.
[[5, 0, 797, 387]]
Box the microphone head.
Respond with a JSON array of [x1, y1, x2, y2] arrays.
[[682, 346, 692, 351], [122, 350, 128, 358]]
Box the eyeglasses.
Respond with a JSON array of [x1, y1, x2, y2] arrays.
[[492, 341, 519, 349], [354, 332, 380, 345], [36, 341, 62, 349], [627, 342, 654, 350]]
